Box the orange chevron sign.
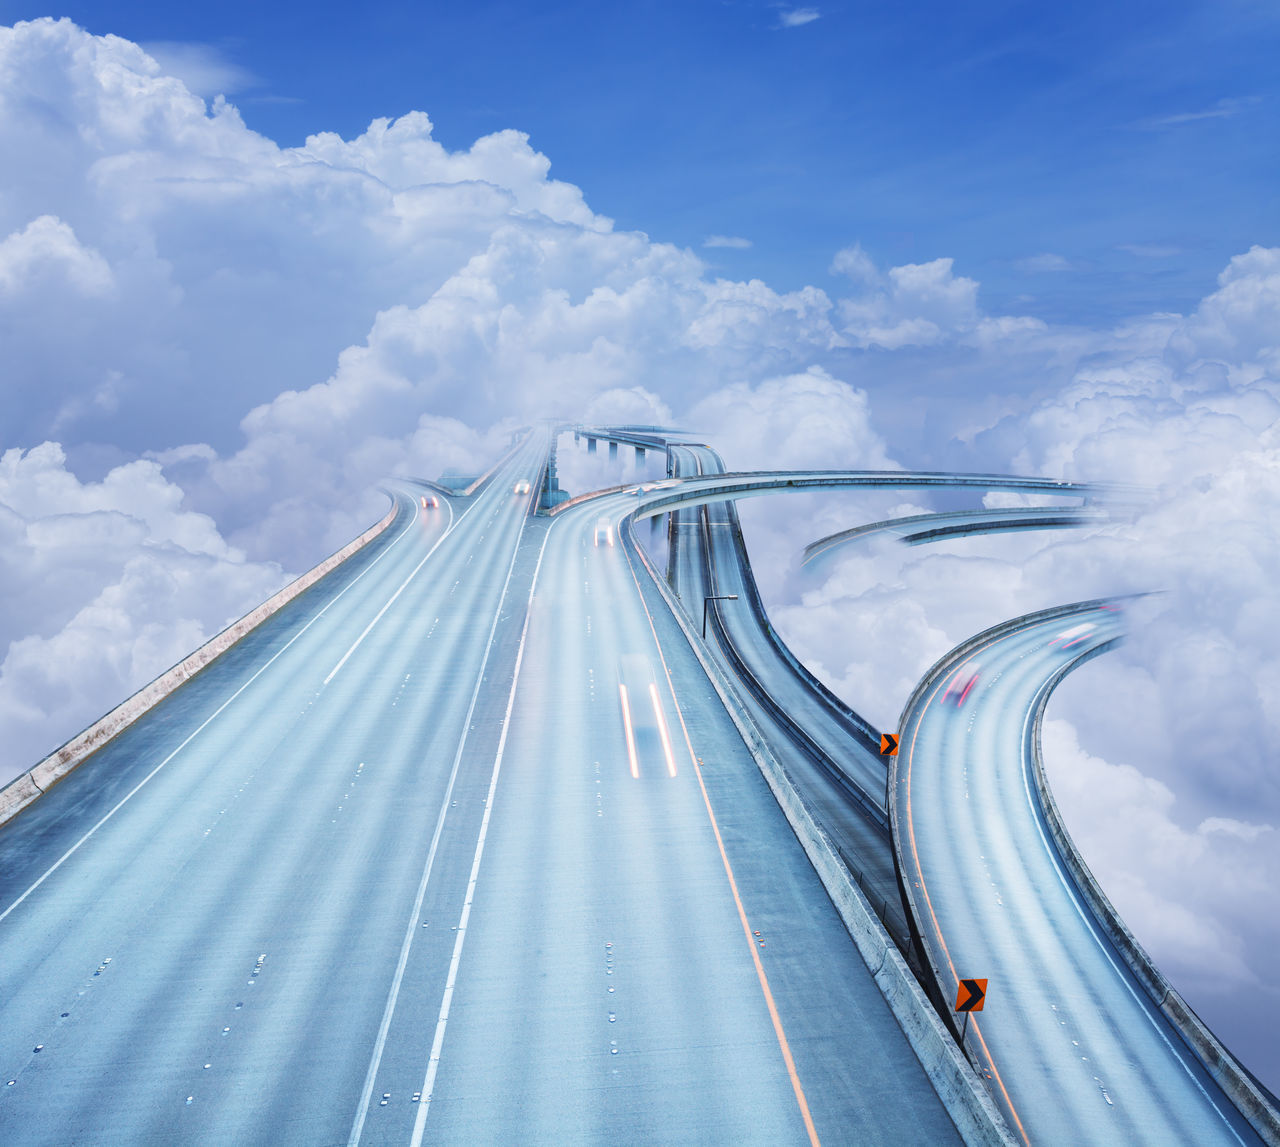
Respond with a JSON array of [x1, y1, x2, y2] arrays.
[[955, 978, 987, 1013], [880, 733, 899, 756]]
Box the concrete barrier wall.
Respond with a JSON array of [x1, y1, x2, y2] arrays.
[[622, 511, 1017, 1147], [0, 496, 400, 830], [0, 773, 43, 826]]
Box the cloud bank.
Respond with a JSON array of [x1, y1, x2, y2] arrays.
[[0, 16, 1277, 1090]]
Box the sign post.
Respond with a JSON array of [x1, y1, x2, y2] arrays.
[[879, 733, 898, 807]]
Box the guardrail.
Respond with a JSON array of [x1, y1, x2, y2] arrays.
[[803, 506, 1114, 565], [633, 470, 1113, 520]]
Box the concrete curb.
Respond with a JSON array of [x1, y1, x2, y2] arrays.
[[621, 511, 1017, 1147], [0, 495, 400, 830], [1030, 650, 1280, 1146]]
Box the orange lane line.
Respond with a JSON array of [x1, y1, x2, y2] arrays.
[[903, 644, 1030, 1146], [621, 536, 820, 1146]]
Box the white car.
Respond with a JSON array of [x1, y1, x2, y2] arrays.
[[1049, 623, 1094, 649], [594, 517, 614, 547], [513, 480, 531, 495]]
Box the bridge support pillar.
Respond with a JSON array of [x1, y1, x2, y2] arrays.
[[609, 441, 618, 461], [587, 437, 596, 454], [635, 446, 646, 468]]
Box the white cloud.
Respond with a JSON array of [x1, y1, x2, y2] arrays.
[[778, 8, 821, 28], [0, 443, 287, 778], [1139, 96, 1260, 129], [835, 253, 983, 348], [829, 242, 879, 285], [703, 235, 752, 249], [139, 41, 259, 99], [0, 215, 113, 297], [1017, 252, 1073, 273]]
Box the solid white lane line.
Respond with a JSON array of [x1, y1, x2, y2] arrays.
[[324, 500, 460, 685], [0, 491, 426, 927], [408, 527, 551, 1147], [346, 482, 538, 1146], [619, 684, 641, 779], [648, 681, 678, 777]]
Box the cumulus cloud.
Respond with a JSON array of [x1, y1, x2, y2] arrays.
[[0, 215, 113, 297], [829, 244, 1046, 349], [0, 443, 287, 777], [0, 18, 612, 454]]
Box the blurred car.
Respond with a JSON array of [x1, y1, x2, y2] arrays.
[[513, 480, 531, 495], [594, 517, 614, 547], [1049, 622, 1094, 649], [942, 665, 981, 707], [420, 494, 439, 509]]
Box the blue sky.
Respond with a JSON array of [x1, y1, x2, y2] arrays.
[[4, 0, 1275, 326]]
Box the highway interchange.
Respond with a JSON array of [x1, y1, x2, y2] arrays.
[[0, 425, 1274, 1144]]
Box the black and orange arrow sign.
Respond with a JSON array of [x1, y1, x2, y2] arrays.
[[955, 978, 987, 1013], [880, 733, 899, 756]]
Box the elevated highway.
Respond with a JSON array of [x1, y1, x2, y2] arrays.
[[0, 425, 1272, 1145], [0, 429, 965, 1144], [802, 505, 1115, 565]]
